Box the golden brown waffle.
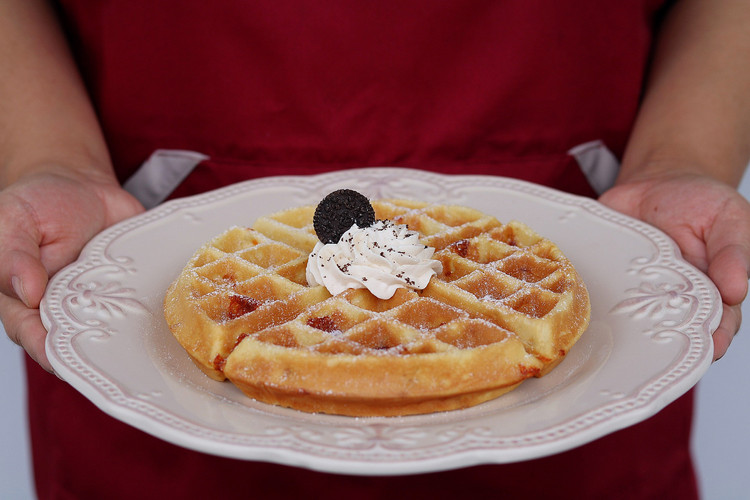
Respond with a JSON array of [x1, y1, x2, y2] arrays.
[[164, 199, 590, 416]]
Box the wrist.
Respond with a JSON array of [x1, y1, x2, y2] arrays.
[[0, 151, 118, 190], [617, 148, 749, 188]]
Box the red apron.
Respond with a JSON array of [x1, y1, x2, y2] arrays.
[[29, 1, 698, 498]]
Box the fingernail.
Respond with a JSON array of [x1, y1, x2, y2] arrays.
[[11, 276, 30, 307]]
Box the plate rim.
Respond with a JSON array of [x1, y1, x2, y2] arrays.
[[41, 167, 720, 475]]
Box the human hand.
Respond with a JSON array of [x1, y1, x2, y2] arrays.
[[599, 170, 750, 361], [0, 169, 144, 371]]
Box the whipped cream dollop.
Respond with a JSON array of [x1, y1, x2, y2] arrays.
[[306, 220, 442, 299]]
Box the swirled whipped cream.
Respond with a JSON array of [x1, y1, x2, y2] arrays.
[[306, 220, 442, 299]]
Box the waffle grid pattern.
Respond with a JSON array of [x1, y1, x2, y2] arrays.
[[164, 200, 589, 415]]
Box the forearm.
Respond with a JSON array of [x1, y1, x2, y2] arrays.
[[0, 0, 115, 188], [620, 0, 750, 187]]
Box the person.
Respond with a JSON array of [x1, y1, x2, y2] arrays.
[[1, 0, 748, 498]]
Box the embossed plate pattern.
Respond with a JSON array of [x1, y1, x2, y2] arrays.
[[41, 168, 719, 475]]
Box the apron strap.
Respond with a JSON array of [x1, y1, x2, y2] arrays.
[[568, 140, 620, 195], [122, 149, 209, 209]]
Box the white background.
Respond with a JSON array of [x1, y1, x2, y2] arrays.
[[2, 178, 750, 499]]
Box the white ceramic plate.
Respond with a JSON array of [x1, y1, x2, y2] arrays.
[[41, 167, 719, 476]]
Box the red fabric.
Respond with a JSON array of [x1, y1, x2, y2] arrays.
[[28, 1, 698, 499], [56, 0, 667, 182], [168, 154, 598, 201]]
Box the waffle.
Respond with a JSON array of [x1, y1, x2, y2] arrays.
[[164, 199, 590, 416]]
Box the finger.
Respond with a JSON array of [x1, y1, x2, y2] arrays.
[[0, 192, 45, 305], [0, 293, 53, 372], [707, 243, 750, 307], [704, 193, 750, 301], [712, 303, 741, 362], [3, 248, 50, 309], [0, 213, 50, 307]]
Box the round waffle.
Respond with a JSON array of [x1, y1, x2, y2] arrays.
[[164, 199, 590, 416]]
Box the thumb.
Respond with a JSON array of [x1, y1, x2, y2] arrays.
[[598, 183, 645, 219]]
